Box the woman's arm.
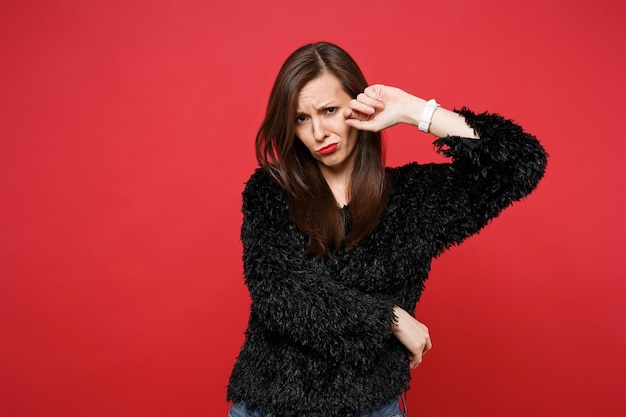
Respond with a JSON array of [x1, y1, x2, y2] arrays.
[[241, 170, 398, 366], [346, 85, 547, 358], [346, 84, 547, 253], [344, 84, 478, 139]]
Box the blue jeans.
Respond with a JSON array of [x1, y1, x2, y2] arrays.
[[228, 397, 406, 417]]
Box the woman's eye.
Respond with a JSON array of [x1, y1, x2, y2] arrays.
[[295, 115, 307, 124], [325, 107, 337, 115]]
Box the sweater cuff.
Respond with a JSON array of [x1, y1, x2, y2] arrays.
[[432, 107, 547, 201]]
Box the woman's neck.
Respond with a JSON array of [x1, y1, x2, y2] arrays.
[[319, 165, 351, 208]]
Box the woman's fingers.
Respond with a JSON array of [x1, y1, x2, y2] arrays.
[[345, 84, 415, 132], [424, 334, 433, 353], [344, 113, 382, 131], [357, 90, 385, 109], [363, 84, 385, 103], [350, 85, 385, 114], [408, 341, 431, 369], [391, 306, 432, 369], [349, 98, 378, 116]]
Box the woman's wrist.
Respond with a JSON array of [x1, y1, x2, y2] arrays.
[[402, 95, 477, 139], [401, 96, 427, 127], [418, 99, 441, 133]]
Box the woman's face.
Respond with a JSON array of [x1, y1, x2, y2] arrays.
[[294, 72, 358, 177]]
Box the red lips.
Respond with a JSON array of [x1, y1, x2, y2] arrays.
[[317, 143, 338, 155]]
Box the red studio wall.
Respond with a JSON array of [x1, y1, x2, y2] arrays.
[[1, 1, 624, 416]]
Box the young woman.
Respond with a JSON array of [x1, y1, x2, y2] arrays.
[[226, 41, 547, 417]]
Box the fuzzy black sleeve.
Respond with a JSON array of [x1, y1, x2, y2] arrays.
[[401, 108, 547, 255], [240, 169, 397, 365]]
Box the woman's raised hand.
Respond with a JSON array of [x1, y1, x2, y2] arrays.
[[344, 84, 424, 132]]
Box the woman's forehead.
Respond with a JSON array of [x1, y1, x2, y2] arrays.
[[297, 73, 349, 111]]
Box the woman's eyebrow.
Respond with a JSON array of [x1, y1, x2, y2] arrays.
[[314, 100, 337, 111], [296, 100, 337, 114]]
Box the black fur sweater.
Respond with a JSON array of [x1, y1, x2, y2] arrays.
[[227, 109, 547, 417]]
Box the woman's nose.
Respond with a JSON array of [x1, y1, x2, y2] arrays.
[[312, 118, 328, 141]]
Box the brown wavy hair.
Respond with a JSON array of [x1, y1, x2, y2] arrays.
[[256, 42, 390, 258]]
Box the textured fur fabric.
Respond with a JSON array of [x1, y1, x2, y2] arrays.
[[227, 109, 547, 417]]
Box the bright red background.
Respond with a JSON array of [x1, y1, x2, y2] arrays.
[[1, 1, 625, 416]]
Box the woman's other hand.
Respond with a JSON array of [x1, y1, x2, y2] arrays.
[[392, 306, 432, 369]]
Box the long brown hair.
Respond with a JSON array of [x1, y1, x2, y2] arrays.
[[256, 42, 390, 258]]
